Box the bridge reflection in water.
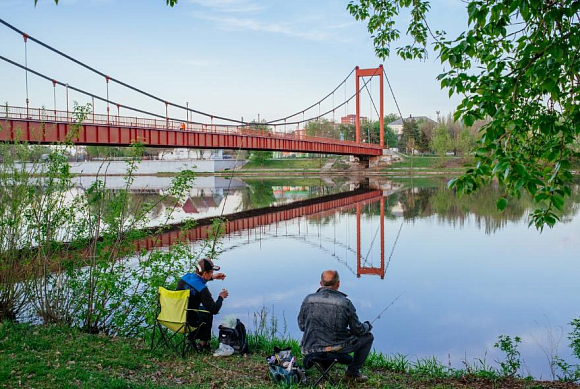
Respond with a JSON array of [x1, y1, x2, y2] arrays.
[[136, 188, 387, 279]]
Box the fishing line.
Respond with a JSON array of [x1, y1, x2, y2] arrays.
[[370, 291, 404, 324]]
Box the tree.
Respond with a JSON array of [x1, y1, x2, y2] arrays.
[[398, 119, 419, 153], [85, 146, 127, 160], [385, 126, 398, 149], [444, 113, 463, 156], [348, 0, 580, 229], [432, 125, 452, 158], [305, 119, 340, 139], [248, 151, 273, 167], [416, 128, 431, 154], [456, 128, 474, 157], [417, 119, 436, 153]]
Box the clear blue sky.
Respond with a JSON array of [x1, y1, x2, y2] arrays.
[[1, 0, 468, 127]]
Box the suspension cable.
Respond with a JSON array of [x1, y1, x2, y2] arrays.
[[0, 18, 247, 125], [265, 67, 356, 124], [364, 78, 380, 119], [281, 67, 380, 127], [0, 55, 242, 128], [383, 66, 405, 123]]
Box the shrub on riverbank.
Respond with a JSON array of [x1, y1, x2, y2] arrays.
[[0, 105, 218, 335]]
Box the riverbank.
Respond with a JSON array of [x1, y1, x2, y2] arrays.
[[2, 322, 578, 389]]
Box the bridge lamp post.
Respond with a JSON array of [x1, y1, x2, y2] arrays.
[[186, 102, 189, 125], [65, 83, 69, 122]]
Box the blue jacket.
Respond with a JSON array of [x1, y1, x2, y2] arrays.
[[177, 273, 223, 315]]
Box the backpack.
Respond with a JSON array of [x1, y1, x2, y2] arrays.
[[267, 347, 306, 385], [218, 318, 249, 354]]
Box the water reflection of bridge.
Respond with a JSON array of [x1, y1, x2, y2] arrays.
[[137, 187, 396, 278]]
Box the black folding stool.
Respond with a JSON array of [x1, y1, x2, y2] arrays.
[[303, 352, 353, 386]]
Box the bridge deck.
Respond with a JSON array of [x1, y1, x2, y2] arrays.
[[0, 106, 383, 157]]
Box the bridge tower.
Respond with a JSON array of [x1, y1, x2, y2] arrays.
[[356, 198, 385, 279], [355, 65, 384, 148]]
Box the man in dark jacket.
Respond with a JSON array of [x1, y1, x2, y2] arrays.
[[298, 269, 373, 383], [177, 258, 228, 350]]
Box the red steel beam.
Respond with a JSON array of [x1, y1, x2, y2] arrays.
[[355, 66, 384, 148], [0, 118, 382, 157], [135, 189, 383, 252]]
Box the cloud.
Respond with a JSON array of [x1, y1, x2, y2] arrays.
[[188, 0, 266, 13], [174, 58, 212, 67], [193, 12, 350, 42]]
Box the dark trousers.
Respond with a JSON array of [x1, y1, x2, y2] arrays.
[[186, 310, 213, 342], [340, 333, 374, 376]]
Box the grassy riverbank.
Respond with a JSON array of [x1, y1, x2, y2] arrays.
[[386, 156, 468, 172], [243, 158, 330, 170], [2, 322, 578, 389]]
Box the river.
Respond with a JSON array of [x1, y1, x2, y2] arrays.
[[115, 174, 580, 380]]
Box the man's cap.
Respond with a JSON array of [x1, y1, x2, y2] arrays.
[[196, 258, 220, 273]]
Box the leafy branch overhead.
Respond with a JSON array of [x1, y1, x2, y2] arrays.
[[348, 0, 580, 229]]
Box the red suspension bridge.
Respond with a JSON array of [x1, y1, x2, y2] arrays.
[[0, 19, 402, 160]]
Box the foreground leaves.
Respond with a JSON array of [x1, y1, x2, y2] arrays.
[[348, 0, 580, 230]]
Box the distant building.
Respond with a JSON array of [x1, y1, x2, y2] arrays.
[[340, 115, 368, 125], [387, 115, 436, 135]]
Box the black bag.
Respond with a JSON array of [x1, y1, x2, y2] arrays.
[[218, 318, 249, 354]]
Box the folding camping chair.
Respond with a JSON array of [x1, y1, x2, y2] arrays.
[[303, 352, 353, 386], [151, 286, 209, 357]]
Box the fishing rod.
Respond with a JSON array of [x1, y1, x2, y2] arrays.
[[370, 291, 404, 324]]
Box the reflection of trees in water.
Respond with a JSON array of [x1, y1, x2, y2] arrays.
[[392, 182, 580, 234], [239, 179, 341, 212], [241, 180, 276, 209]]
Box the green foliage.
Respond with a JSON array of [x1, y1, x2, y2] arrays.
[[249, 306, 301, 357], [0, 103, 228, 336], [398, 119, 420, 152], [244, 180, 276, 208], [85, 146, 129, 159], [494, 335, 522, 377], [248, 151, 274, 167], [555, 318, 580, 382], [432, 125, 452, 157], [348, 0, 580, 229], [304, 118, 338, 139], [456, 127, 475, 157], [570, 318, 580, 359]]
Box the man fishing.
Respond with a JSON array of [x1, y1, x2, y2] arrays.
[[298, 269, 373, 383], [177, 258, 228, 352]]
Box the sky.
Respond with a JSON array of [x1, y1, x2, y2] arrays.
[[0, 0, 469, 128]]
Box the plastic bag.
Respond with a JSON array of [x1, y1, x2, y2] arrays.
[[220, 314, 237, 329], [213, 342, 234, 357]]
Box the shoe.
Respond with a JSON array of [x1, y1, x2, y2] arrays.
[[344, 373, 369, 383]]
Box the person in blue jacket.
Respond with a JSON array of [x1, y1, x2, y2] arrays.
[[177, 258, 228, 351]]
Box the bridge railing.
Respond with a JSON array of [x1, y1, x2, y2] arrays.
[[2, 105, 383, 150]]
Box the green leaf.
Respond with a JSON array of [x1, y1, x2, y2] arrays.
[[463, 114, 475, 127], [497, 198, 508, 211], [551, 195, 564, 211]]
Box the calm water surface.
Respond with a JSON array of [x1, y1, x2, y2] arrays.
[[168, 176, 580, 379]]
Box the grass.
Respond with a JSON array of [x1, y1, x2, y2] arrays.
[[242, 158, 329, 170], [388, 155, 467, 170], [2, 322, 576, 389]]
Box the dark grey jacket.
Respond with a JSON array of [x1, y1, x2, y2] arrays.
[[298, 287, 371, 355]]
